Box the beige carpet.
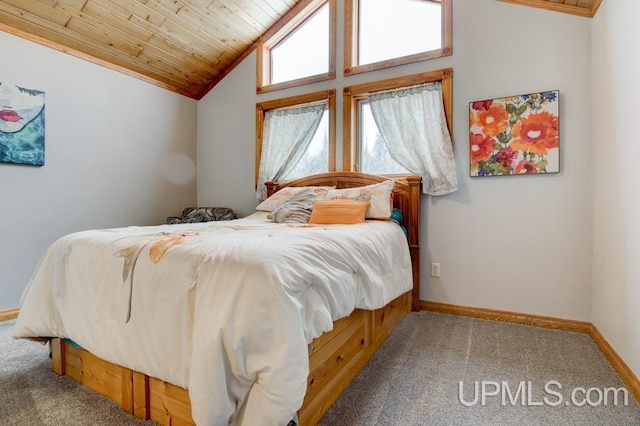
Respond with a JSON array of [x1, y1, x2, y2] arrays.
[[3, 312, 640, 425], [320, 311, 640, 425], [0, 319, 154, 426]]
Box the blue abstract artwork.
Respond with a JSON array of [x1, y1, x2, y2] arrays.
[[0, 82, 45, 166]]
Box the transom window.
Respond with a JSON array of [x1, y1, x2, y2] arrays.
[[345, 0, 452, 76], [257, 0, 336, 93], [271, 4, 329, 84]]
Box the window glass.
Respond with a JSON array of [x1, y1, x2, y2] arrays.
[[283, 109, 329, 179], [258, 0, 335, 92], [271, 4, 329, 84], [358, 0, 441, 66], [345, 0, 450, 76], [359, 102, 409, 174]]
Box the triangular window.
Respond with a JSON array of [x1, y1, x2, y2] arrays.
[[257, 0, 335, 93]]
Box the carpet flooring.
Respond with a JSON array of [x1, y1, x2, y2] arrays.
[[320, 312, 640, 425], [2, 312, 640, 425], [0, 319, 154, 426]]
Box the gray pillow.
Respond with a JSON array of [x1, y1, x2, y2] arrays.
[[267, 188, 321, 223]]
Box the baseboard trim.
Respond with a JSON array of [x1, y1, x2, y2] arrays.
[[420, 300, 592, 334], [589, 324, 640, 404], [420, 300, 640, 404], [0, 307, 19, 322]]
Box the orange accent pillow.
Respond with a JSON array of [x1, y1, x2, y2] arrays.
[[308, 199, 371, 225]]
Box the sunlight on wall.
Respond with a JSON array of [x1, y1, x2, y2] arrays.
[[161, 152, 196, 185]]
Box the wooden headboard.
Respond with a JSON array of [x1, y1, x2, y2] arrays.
[[265, 172, 422, 311]]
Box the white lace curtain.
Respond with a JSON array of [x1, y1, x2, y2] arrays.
[[369, 82, 458, 195], [256, 103, 326, 200]]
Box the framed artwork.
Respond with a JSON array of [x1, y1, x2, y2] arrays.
[[0, 82, 46, 166], [469, 90, 559, 177]]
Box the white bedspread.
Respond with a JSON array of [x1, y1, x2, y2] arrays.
[[14, 212, 412, 425]]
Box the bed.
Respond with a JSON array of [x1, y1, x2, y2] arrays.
[[14, 171, 422, 426]]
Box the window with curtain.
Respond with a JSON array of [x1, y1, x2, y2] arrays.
[[359, 101, 411, 175], [255, 90, 336, 199], [343, 69, 457, 196]]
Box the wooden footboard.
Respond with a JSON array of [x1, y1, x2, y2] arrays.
[[50, 291, 411, 426]]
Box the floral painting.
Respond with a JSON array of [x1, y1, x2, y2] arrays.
[[0, 82, 46, 166], [469, 90, 559, 177]]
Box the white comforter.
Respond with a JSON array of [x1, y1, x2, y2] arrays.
[[14, 212, 412, 425]]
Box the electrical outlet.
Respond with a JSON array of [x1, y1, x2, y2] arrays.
[[430, 263, 440, 277]]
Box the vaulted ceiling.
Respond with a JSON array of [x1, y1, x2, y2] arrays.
[[0, 0, 602, 100], [497, 0, 602, 17], [0, 0, 303, 99]]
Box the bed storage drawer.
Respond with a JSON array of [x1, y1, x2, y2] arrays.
[[373, 291, 411, 343], [299, 291, 410, 425], [301, 309, 369, 425], [148, 377, 195, 426]]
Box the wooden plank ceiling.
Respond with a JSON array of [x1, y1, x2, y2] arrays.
[[0, 0, 601, 100], [497, 0, 602, 18], [0, 0, 301, 99]]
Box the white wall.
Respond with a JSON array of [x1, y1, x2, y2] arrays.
[[591, 0, 640, 377], [426, 0, 592, 320], [0, 31, 198, 310], [198, 0, 593, 320], [198, 54, 258, 216]]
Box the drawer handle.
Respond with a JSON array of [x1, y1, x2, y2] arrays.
[[337, 354, 345, 362]]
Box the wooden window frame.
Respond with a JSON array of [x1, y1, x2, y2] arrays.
[[255, 90, 337, 185], [344, 0, 452, 77], [256, 0, 336, 94], [342, 68, 453, 173]]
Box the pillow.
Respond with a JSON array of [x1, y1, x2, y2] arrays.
[[390, 207, 403, 224], [390, 207, 408, 239], [308, 199, 370, 225], [324, 180, 395, 219], [267, 188, 321, 223], [256, 186, 333, 212]]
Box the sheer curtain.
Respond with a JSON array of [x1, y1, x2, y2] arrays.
[[256, 103, 326, 199], [369, 81, 458, 195]]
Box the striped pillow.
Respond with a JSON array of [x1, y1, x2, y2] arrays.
[[267, 188, 322, 223], [257, 186, 333, 212]]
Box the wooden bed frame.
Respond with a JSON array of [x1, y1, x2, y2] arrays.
[[49, 172, 422, 426]]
